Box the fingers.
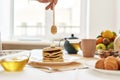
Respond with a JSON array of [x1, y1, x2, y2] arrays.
[[45, 2, 53, 10], [37, 0, 49, 3], [45, 0, 58, 10], [54, 0, 58, 5], [37, 0, 58, 10]]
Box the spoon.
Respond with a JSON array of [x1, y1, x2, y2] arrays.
[[51, 3, 57, 34]]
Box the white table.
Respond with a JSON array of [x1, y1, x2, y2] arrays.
[[0, 50, 119, 80], [0, 67, 119, 80]]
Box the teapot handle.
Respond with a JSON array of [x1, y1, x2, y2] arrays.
[[79, 41, 82, 50], [58, 38, 65, 47]]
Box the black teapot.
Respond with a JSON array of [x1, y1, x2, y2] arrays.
[[64, 34, 80, 54]]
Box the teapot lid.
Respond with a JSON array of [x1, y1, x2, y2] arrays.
[[67, 34, 78, 39], [65, 34, 79, 43]]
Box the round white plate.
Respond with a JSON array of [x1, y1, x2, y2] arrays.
[[29, 55, 80, 66], [85, 60, 120, 75]]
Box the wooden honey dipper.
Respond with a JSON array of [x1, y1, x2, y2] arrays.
[[51, 3, 57, 34]]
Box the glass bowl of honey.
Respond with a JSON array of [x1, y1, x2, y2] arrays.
[[0, 50, 30, 72]]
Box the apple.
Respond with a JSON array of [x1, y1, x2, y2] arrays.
[[96, 43, 106, 50], [107, 42, 114, 49]]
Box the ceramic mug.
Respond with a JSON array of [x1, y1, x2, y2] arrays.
[[80, 39, 96, 57]]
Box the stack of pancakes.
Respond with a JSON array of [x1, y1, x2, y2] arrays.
[[42, 47, 63, 62]]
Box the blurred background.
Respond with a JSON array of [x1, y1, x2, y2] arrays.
[[0, 0, 120, 50]]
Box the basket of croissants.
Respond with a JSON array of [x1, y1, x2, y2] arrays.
[[95, 56, 120, 70]]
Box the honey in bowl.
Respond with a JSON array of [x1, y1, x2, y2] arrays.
[[0, 56, 29, 72], [0, 51, 30, 72]]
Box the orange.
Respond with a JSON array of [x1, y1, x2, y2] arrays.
[[96, 37, 103, 44]]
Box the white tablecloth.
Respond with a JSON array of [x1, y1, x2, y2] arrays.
[[0, 67, 119, 80], [0, 50, 119, 80]]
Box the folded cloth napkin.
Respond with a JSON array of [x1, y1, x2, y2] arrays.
[[28, 61, 84, 72]]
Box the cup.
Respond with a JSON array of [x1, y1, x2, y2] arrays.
[[80, 39, 96, 57]]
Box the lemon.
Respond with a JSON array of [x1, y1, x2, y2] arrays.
[[102, 30, 114, 39]]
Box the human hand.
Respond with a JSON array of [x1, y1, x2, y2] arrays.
[[37, 0, 58, 10]]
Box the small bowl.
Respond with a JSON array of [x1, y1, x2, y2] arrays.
[[97, 49, 119, 58], [0, 50, 30, 72]]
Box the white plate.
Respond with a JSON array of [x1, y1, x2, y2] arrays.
[[86, 60, 120, 75], [29, 60, 80, 66], [29, 55, 80, 66]]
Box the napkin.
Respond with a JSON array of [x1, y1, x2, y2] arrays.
[[28, 61, 84, 72]]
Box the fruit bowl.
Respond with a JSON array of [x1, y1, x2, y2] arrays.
[[96, 49, 119, 58], [0, 50, 30, 72], [96, 30, 117, 50]]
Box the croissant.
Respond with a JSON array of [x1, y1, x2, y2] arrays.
[[117, 58, 120, 70], [95, 58, 104, 69], [104, 56, 118, 70]]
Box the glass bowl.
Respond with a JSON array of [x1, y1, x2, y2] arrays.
[[0, 50, 30, 72]]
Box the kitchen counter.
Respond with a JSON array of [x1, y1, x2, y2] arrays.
[[2, 41, 64, 50]]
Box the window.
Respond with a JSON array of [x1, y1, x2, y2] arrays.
[[12, 0, 87, 40]]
